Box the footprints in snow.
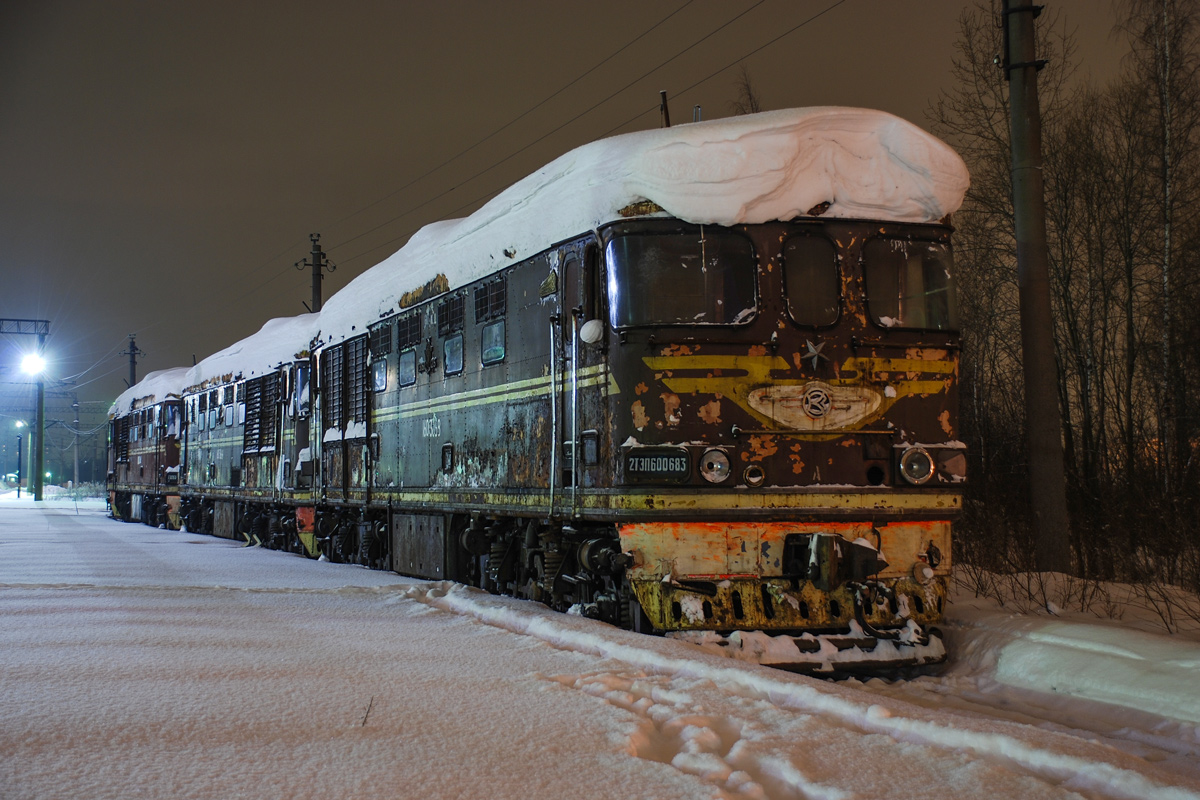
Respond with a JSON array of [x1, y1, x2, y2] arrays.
[[542, 671, 843, 800]]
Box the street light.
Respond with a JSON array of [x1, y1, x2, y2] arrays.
[[14, 421, 24, 498], [20, 353, 46, 376], [20, 350, 46, 502]]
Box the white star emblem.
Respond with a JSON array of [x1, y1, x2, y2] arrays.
[[804, 340, 828, 370]]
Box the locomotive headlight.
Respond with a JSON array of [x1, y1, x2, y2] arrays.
[[898, 447, 935, 485], [699, 448, 731, 483]]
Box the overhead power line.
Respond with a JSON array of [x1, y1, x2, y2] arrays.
[[208, 0, 845, 330], [328, 0, 698, 251], [599, 0, 849, 138], [333, 0, 771, 270], [222, 0, 700, 307], [336, 0, 845, 271]]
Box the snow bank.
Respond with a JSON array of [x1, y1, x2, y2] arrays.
[[402, 582, 1197, 800], [999, 620, 1200, 723], [112, 107, 967, 414], [943, 588, 1200, 727]]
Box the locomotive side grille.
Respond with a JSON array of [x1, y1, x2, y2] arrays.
[[347, 335, 369, 427], [322, 343, 345, 433], [242, 373, 280, 453], [243, 379, 263, 451], [115, 417, 130, 461], [261, 373, 279, 445]]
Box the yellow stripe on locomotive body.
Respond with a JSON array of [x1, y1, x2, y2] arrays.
[[378, 364, 619, 423], [642, 353, 956, 436]]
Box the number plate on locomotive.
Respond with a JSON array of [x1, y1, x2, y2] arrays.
[[625, 448, 691, 481]]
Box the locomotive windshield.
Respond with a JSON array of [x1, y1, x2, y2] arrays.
[[863, 238, 959, 331], [606, 231, 756, 328]]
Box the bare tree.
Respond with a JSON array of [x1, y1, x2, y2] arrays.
[[935, 0, 1200, 598], [730, 64, 763, 115], [1121, 0, 1200, 507]]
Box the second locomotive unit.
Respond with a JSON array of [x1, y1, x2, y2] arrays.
[[109, 107, 969, 671]]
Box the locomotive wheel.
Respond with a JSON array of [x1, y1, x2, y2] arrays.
[[334, 523, 356, 564]]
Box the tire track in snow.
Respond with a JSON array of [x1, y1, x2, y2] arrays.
[[404, 582, 1200, 800]]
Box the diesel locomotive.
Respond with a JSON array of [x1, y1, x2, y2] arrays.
[[108, 107, 969, 671]]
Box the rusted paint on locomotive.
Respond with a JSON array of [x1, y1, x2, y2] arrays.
[[108, 212, 963, 670], [601, 218, 962, 640], [108, 398, 182, 525], [619, 519, 949, 631]]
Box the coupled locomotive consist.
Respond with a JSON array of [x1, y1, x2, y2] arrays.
[[109, 108, 968, 670]]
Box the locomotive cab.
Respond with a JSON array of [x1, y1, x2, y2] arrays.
[[594, 216, 962, 666]]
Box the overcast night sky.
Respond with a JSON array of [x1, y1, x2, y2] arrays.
[[0, 0, 1127, 409]]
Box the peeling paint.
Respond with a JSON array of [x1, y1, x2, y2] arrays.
[[938, 409, 953, 436], [660, 392, 681, 426], [746, 435, 778, 459], [905, 347, 949, 361], [631, 400, 649, 431], [635, 382, 649, 396], [698, 399, 722, 424]]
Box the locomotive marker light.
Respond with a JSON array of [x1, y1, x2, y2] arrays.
[[898, 447, 935, 485], [578, 318, 604, 346], [743, 464, 766, 488], [699, 448, 732, 483]]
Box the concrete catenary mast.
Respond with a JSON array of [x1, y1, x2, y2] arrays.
[[1003, 0, 1073, 573]]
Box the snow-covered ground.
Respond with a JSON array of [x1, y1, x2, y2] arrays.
[[2, 497, 1198, 799]]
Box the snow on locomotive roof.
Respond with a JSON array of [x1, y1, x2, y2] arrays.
[[113, 107, 968, 414]]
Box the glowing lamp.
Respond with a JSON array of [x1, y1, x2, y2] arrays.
[[21, 353, 46, 375]]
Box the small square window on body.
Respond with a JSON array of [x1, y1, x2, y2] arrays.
[[444, 334, 464, 375], [398, 350, 417, 386], [373, 358, 388, 392], [481, 320, 505, 365]]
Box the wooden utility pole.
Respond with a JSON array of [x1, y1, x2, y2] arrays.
[[295, 233, 335, 313], [1003, 0, 1073, 573]]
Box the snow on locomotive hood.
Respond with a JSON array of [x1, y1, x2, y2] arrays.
[[112, 106, 968, 415]]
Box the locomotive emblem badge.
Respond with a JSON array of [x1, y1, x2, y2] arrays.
[[801, 386, 832, 418]]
